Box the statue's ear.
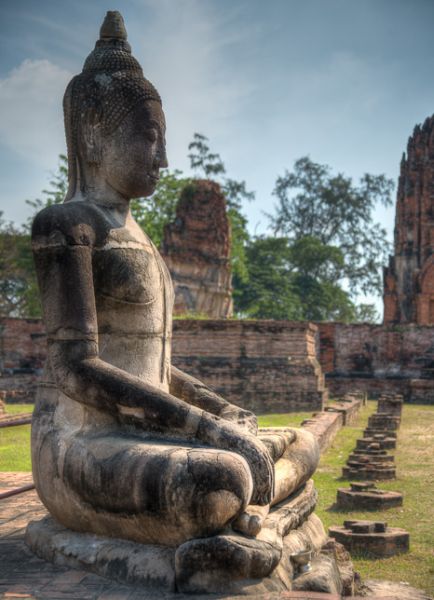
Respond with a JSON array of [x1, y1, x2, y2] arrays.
[[81, 107, 103, 165]]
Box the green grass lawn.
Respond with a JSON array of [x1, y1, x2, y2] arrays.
[[263, 401, 434, 595], [257, 411, 313, 428], [0, 403, 34, 471], [262, 402, 434, 594], [2, 401, 434, 593]]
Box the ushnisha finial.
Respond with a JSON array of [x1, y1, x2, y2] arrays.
[[100, 11, 127, 41]]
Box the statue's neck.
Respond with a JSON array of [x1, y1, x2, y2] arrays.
[[68, 168, 131, 225]]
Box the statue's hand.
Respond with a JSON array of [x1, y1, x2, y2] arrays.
[[197, 413, 274, 506], [219, 405, 258, 436]]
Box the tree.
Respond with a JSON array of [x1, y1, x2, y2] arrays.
[[233, 237, 303, 320], [233, 235, 360, 322], [0, 214, 39, 317], [131, 169, 190, 247], [268, 156, 394, 297]]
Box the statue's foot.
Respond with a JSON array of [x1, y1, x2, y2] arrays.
[[232, 503, 270, 537], [176, 480, 318, 594]]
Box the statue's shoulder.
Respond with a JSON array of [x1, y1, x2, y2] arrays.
[[31, 202, 111, 248]]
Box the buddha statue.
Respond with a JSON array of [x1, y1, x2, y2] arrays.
[[28, 11, 323, 593]]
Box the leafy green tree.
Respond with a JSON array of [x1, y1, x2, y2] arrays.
[[268, 156, 394, 297], [0, 215, 39, 317], [188, 133, 226, 178], [131, 169, 190, 247], [233, 237, 303, 320], [288, 235, 355, 321], [234, 235, 360, 321]]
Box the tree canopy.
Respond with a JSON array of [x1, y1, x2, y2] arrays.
[[268, 156, 394, 297]]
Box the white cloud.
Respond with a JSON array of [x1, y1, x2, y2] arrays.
[[128, 0, 256, 170], [0, 59, 71, 168]]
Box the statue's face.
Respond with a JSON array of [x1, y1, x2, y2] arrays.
[[102, 100, 167, 199]]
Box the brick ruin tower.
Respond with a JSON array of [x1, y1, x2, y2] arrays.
[[161, 180, 233, 318], [384, 115, 434, 325]]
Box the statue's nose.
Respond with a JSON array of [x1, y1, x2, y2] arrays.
[[159, 147, 168, 169]]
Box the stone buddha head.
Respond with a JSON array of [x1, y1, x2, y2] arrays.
[[63, 11, 167, 202]]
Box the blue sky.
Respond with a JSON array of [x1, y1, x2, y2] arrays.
[[1, 0, 434, 309]]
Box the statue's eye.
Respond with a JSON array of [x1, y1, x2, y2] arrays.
[[146, 129, 158, 143]]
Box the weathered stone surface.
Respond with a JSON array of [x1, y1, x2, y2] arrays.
[[161, 180, 233, 318], [336, 483, 403, 511], [384, 115, 434, 326], [2, 478, 360, 600], [320, 539, 359, 597], [363, 428, 397, 439], [368, 413, 400, 431], [175, 480, 319, 594], [25, 482, 346, 596], [342, 463, 396, 481], [329, 520, 409, 557], [356, 436, 396, 451], [348, 448, 394, 462], [324, 395, 362, 426], [291, 555, 342, 595], [377, 393, 403, 417], [25, 516, 176, 590]]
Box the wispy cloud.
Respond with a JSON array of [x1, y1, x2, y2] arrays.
[[127, 0, 258, 169], [0, 59, 71, 167]]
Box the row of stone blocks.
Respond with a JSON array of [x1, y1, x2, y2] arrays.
[[332, 394, 407, 559], [341, 393, 403, 481]]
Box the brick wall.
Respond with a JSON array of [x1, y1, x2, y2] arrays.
[[0, 317, 327, 412], [0, 318, 46, 370], [3, 316, 433, 405], [317, 322, 434, 403], [172, 319, 327, 413]]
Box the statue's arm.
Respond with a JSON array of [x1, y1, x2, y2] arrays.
[[31, 209, 204, 435], [170, 366, 258, 435]]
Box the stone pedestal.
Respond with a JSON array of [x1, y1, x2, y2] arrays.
[[336, 483, 403, 511], [356, 435, 396, 451], [342, 444, 396, 480], [25, 480, 353, 595], [363, 427, 397, 439], [329, 520, 409, 557], [377, 394, 403, 418], [368, 413, 400, 431], [342, 462, 396, 481]]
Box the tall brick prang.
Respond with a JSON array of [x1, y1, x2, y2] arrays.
[[161, 180, 233, 318], [384, 115, 434, 324]]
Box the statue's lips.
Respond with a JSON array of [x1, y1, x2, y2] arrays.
[[148, 174, 160, 183]]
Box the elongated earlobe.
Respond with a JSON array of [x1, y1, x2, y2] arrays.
[[81, 108, 102, 165]]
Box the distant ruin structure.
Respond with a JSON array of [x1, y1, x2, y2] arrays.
[[384, 116, 434, 325], [161, 180, 233, 318]]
